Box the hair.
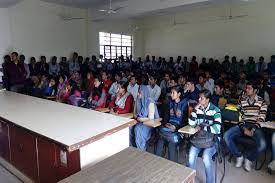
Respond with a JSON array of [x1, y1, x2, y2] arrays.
[[52, 56, 57, 61], [4, 55, 11, 61], [118, 81, 128, 91], [11, 52, 18, 56], [41, 56, 46, 60], [171, 85, 183, 98], [199, 89, 212, 100], [214, 80, 225, 90], [93, 76, 103, 97], [186, 77, 196, 85], [198, 73, 206, 79], [246, 81, 259, 91], [149, 74, 157, 81]]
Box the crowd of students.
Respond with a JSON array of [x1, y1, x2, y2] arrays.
[[2, 52, 275, 183]]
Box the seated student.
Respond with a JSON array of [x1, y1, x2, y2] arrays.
[[183, 78, 200, 106], [43, 78, 57, 97], [156, 86, 188, 162], [88, 76, 107, 110], [147, 75, 161, 103], [196, 73, 206, 91], [204, 71, 215, 94], [59, 57, 69, 76], [29, 57, 37, 77], [188, 89, 221, 183], [83, 72, 94, 94], [212, 80, 227, 108], [166, 76, 178, 97], [268, 133, 275, 172], [160, 72, 170, 97], [49, 56, 60, 77], [127, 75, 139, 102], [224, 81, 267, 172], [30, 76, 42, 97], [108, 73, 122, 98], [101, 71, 112, 93], [56, 75, 67, 100], [67, 81, 82, 106], [109, 81, 133, 114], [71, 71, 82, 89], [131, 85, 160, 151]]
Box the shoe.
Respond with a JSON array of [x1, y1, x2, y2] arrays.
[[244, 158, 252, 172], [268, 160, 275, 171], [235, 156, 244, 168]]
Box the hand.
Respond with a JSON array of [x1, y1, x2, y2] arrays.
[[244, 128, 254, 137], [195, 103, 202, 111], [165, 123, 176, 131]]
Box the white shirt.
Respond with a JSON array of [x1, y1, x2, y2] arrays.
[[108, 82, 119, 97], [147, 84, 161, 102], [204, 78, 215, 94], [127, 83, 139, 101]]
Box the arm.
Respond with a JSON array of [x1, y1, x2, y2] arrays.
[[137, 102, 155, 122], [117, 95, 133, 114], [258, 100, 268, 122], [209, 111, 222, 135], [154, 86, 161, 102], [93, 90, 107, 108]]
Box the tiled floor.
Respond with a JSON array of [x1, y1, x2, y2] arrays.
[[0, 165, 22, 183], [0, 152, 274, 183]]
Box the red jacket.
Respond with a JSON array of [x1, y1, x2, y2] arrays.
[[109, 94, 133, 114]]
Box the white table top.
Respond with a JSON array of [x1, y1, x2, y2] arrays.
[[0, 91, 134, 150], [59, 147, 196, 183]]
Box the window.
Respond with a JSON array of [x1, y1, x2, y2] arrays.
[[99, 32, 133, 60]]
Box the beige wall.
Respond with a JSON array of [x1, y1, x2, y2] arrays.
[[140, 0, 275, 62], [0, 0, 87, 63]]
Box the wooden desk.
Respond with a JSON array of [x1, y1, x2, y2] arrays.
[[59, 147, 196, 183], [117, 113, 134, 119], [143, 118, 162, 128], [0, 91, 136, 183], [178, 126, 198, 135], [96, 108, 110, 113]]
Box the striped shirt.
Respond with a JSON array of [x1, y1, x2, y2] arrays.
[[189, 102, 221, 135], [239, 95, 267, 123]]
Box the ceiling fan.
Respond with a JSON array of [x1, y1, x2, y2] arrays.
[[99, 0, 124, 14], [217, 6, 248, 21]]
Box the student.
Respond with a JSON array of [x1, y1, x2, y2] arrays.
[[56, 75, 67, 100], [59, 57, 69, 76], [132, 85, 160, 151], [127, 75, 139, 101], [196, 73, 206, 91], [188, 89, 221, 183], [183, 78, 200, 105], [236, 71, 247, 96], [88, 76, 107, 110], [204, 71, 215, 94], [69, 52, 80, 75], [212, 80, 227, 108], [36, 56, 49, 75], [83, 72, 95, 94], [20, 55, 30, 79], [43, 78, 57, 96], [109, 73, 122, 98], [268, 133, 275, 172], [49, 56, 60, 77], [160, 72, 170, 96], [189, 56, 199, 75], [101, 71, 112, 92], [2, 55, 11, 90], [224, 81, 267, 172], [109, 81, 133, 114], [7, 52, 27, 92], [156, 86, 188, 162], [29, 57, 37, 77], [147, 75, 161, 103], [67, 81, 82, 106]]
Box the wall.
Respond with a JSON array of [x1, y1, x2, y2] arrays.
[[0, 8, 12, 60], [87, 12, 144, 59], [0, 0, 87, 64], [140, 0, 275, 62]]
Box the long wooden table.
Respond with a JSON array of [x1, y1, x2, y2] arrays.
[[0, 91, 136, 183], [59, 147, 196, 183]]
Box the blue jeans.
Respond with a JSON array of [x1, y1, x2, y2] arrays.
[[188, 145, 216, 183], [224, 125, 267, 161], [134, 123, 152, 151], [156, 137, 179, 162]]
